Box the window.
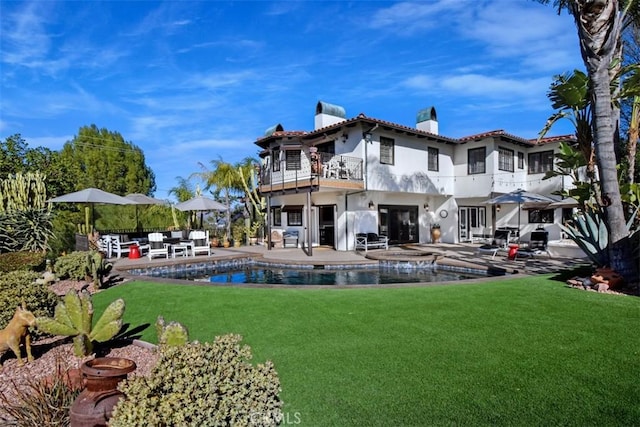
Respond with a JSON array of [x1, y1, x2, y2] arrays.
[[428, 147, 439, 171], [380, 137, 395, 165], [286, 208, 303, 226], [285, 150, 301, 170], [528, 209, 554, 223], [468, 147, 486, 174], [272, 150, 280, 172], [518, 152, 524, 169], [498, 147, 514, 172], [528, 150, 554, 174], [271, 207, 282, 226]]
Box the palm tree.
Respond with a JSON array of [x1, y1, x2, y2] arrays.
[[193, 157, 243, 240], [542, 0, 639, 289], [168, 176, 195, 229]]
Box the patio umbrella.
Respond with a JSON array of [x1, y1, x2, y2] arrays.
[[546, 197, 580, 209], [483, 189, 555, 242], [125, 193, 167, 232], [48, 187, 135, 230], [175, 195, 227, 229]]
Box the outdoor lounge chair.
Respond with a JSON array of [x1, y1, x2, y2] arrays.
[[110, 235, 138, 259], [477, 229, 511, 259], [188, 230, 211, 256], [283, 230, 299, 248], [147, 232, 170, 260], [515, 230, 550, 259]]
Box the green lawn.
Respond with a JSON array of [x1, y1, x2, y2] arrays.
[[93, 278, 640, 426]]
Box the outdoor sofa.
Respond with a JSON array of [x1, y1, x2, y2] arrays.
[[355, 233, 389, 252]]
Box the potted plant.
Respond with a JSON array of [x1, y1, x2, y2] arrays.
[[232, 222, 245, 247], [248, 219, 263, 246]]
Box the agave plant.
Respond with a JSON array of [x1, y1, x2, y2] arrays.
[[560, 208, 609, 266], [561, 206, 639, 268]]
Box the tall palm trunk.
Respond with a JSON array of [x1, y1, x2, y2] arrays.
[[571, 0, 638, 289]]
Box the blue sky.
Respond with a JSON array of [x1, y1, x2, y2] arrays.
[[1, 0, 584, 201]]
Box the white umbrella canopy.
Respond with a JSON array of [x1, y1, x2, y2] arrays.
[[175, 195, 228, 229], [125, 194, 168, 232], [49, 188, 135, 205], [546, 197, 580, 209], [48, 187, 135, 231], [483, 189, 556, 242], [125, 193, 167, 205], [175, 195, 227, 212]]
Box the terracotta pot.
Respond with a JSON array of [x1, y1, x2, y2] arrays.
[[431, 228, 441, 243]]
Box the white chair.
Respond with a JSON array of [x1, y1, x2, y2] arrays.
[[110, 235, 137, 259], [97, 235, 112, 257], [147, 232, 169, 260], [323, 160, 339, 178], [188, 230, 211, 256], [477, 229, 511, 259]]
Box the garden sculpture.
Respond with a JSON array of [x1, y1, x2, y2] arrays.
[[0, 303, 36, 367]]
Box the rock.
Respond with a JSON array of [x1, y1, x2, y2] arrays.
[[594, 283, 609, 293]]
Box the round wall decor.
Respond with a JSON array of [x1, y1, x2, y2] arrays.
[[439, 210, 448, 218]]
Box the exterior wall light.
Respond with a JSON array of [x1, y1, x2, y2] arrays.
[[368, 200, 375, 210], [496, 204, 501, 212], [363, 132, 373, 143], [423, 203, 430, 211]]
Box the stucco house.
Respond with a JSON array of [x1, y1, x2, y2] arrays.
[[256, 101, 577, 255]]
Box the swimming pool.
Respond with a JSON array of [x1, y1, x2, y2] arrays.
[[142, 265, 484, 285]]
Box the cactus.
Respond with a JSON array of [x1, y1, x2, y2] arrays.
[[0, 172, 47, 213], [36, 289, 125, 356], [86, 250, 112, 288], [155, 315, 189, 347]]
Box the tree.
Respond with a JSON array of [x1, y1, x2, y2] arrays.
[[543, 0, 640, 289], [0, 134, 28, 177], [58, 125, 156, 196], [1, 134, 76, 200], [168, 176, 196, 229], [192, 158, 244, 240]]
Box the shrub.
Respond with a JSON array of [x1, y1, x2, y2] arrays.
[[0, 208, 54, 253], [0, 270, 58, 329], [0, 251, 46, 273], [0, 356, 81, 425], [110, 334, 282, 426], [53, 251, 90, 281]]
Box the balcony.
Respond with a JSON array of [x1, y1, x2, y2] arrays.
[[259, 152, 364, 194]]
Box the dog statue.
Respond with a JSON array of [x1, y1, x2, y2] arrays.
[[0, 303, 36, 367]]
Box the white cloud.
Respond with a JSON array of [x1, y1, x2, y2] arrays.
[[368, 0, 463, 33]]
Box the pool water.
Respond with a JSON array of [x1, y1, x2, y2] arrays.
[[154, 266, 483, 285]]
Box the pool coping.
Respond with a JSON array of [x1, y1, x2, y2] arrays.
[[113, 250, 523, 289]]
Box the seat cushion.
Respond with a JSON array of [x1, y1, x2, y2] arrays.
[[367, 233, 379, 242], [150, 241, 164, 250], [194, 239, 206, 247]]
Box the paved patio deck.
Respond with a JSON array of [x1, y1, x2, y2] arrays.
[[110, 242, 590, 281]]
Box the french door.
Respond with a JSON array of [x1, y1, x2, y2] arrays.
[[458, 206, 486, 242]]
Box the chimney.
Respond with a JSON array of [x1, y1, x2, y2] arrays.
[[416, 106, 438, 135], [315, 101, 346, 130]]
